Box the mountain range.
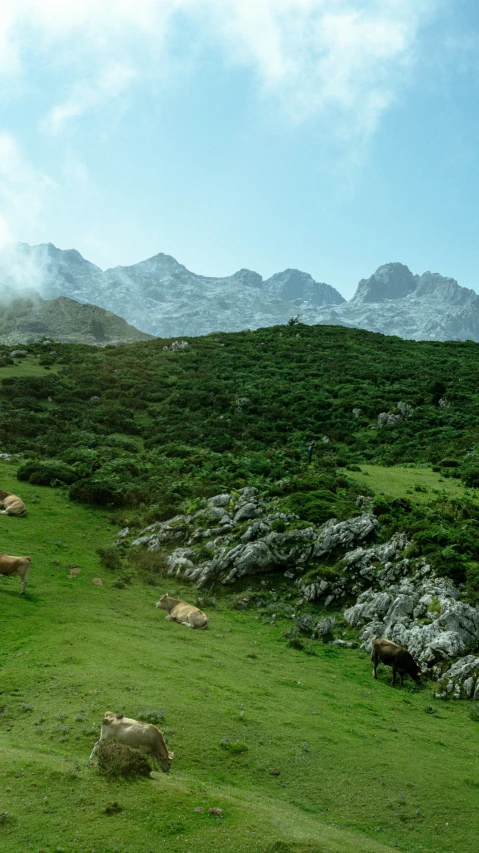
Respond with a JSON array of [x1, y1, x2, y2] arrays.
[[1, 243, 479, 343]]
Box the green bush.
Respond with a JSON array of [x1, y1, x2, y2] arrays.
[[96, 741, 152, 778], [69, 473, 126, 506], [17, 459, 77, 486], [97, 547, 123, 571]]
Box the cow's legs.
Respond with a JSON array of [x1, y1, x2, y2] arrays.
[[20, 567, 30, 594], [392, 665, 397, 686], [89, 738, 103, 760]]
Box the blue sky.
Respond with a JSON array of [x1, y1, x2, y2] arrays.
[[0, 0, 478, 298]]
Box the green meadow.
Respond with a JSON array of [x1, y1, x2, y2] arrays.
[[1, 460, 478, 853], [345, 463, 477, 503]]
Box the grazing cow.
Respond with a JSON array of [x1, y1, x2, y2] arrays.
[[89, 712, 174, 773], [0, 554, 31, 594], [156, 593, 208, 628], [0, 490, 26, 516], [372, 637, 422, 686]]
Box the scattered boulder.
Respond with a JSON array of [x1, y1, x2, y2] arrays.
[[378, 400, 413, 427], [435, 656, 479, 700], [164, 340, 189, 352]]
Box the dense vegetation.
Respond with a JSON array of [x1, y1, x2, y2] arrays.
[[2, 323, 479, 596]]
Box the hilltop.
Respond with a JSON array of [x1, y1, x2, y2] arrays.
[[0, 291, 154, 345]]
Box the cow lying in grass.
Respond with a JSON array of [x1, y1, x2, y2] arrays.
[[0, 490, 26, 516], [89, 712, 174, 773], [372, 637, 422, 686], [0, 554, 31, 594], [156, 593, 208, 628]]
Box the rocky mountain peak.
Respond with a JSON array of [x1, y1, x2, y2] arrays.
[[352, 262, 418, 304], [264, 268, 345, 306]]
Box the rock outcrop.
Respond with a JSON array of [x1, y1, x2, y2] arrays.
[[130, 487, 377, 588], [122, 488, 479, 696]]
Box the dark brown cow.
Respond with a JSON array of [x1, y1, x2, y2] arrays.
[[372, 637, 422, 686]]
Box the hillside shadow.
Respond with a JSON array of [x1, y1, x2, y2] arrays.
[[0, 588, 40, 604]]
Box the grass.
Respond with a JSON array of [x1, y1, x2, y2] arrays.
[[345, 463, 474, 503], [0, 461, 478, 852], [0, 358, 61, 378]]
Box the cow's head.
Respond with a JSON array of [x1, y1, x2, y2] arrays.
[[160, 750, 174, 774], [412, 663, 423, 682], [103, 711, 123, 725], [156, 594, 170, 609]]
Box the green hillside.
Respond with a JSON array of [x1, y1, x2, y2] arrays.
[[1, 323, 479, 594], [2, 324, 479, 852]]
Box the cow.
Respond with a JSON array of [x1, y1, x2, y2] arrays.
[[156, 593, 208, 629], [0, 490, 26, 516], [0, 554, 31, 594], [372, 637, 422, 686], [89, 712, 174, 773]]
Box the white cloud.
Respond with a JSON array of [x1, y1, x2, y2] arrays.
[[0, 133, 55, 245], [44, 63, 138, 134], [0, 0, 439, 138]]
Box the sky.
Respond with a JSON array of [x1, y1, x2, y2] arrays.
[[0, 0, 479, 298]]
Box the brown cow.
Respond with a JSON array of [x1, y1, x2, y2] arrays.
[[372, 637, 422, 686], [0, 554, 31, 594], [156, 594, 208, 628], [0, 490, 26, 516], [89, 712, 174, 773]]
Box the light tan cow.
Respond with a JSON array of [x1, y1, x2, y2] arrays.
[[0, 490, 26, 516], [89, 712, 174, 773], [0, 554, 31, 594], [156, 593, 208, 628]]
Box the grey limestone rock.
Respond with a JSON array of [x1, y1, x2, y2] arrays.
[[315, 617, 336, 637], [208, 494, 233, 507], [233, 502, 261, 523], [435, 655, 479, 700], [345, 567, 479, 672]]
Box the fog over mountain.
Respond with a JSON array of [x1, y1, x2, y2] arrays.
[[1, 243, 479, 343]]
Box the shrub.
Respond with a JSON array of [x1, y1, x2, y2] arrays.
[[96, 741, 152, 778], [97, 547, 123, 571], [69, 473, 126, 506], [17, 459, 77, 486], [220, 737, 248, 754], [469, 705, 479, 722], [129, 549, 169, 577]]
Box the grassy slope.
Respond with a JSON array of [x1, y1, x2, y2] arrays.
[[346, 463, 477, 503], [1, 463, 479, 853], [0, 359, 61, 379]]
